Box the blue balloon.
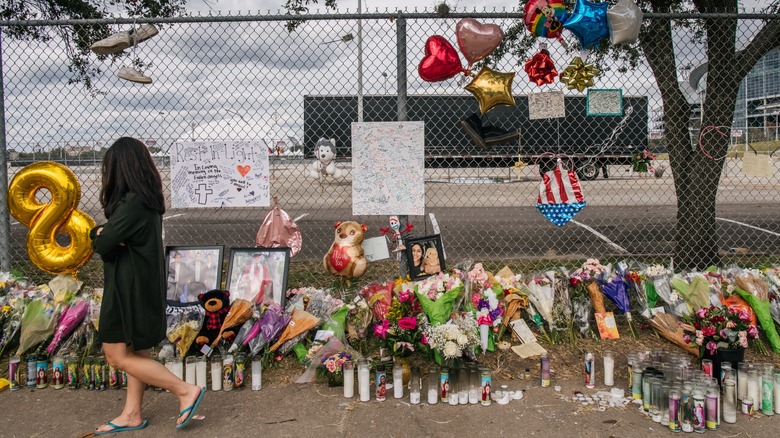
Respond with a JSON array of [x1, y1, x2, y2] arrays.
[[563, 0, 610, 50], [536, 202, 587, 227]]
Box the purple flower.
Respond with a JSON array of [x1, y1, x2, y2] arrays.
[[695, 308, 708, 319], [706, 341, 718, 355], [683, 334, 691, 344], [477, 298, 490, 311], [747, 325, 759, 339]]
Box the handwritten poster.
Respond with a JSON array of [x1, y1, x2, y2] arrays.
[[170, 141, 270, 208], [351, 122, 425, 216], [528, 91, 565, 120]]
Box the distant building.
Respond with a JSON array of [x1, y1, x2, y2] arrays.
[[733, 47, 780, 141]]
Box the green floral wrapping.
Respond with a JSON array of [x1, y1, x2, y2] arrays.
[[671, 276, 710, 315], [735, 288, 780, 353], [415, 286, 462, 326], [644, 281, 660, 309]]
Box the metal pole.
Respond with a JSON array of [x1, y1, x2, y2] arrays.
[[0, 32, 12, 271], [357, 0, 363, 123], [396, 14, 407, 122], [745, 82, 749, 152]]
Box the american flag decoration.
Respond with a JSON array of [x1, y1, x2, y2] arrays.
[[536, 160, 587, 227]]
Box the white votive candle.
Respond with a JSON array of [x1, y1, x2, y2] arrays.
[[358, 361, 370, 402], [251, 357, 262, 391], [393, 363, 404, 399], [210, 355, 222, 391], [603, 351, 615, 387], [195, 357, 207, 389], [185, 357, 196, 385], [343, 361, 355, 398], [170, 358, 184, 381]]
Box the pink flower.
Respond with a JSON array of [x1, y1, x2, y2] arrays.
[[739, 331, 749, 348], [706, 341, 718, 355], [396, 341, 414, 352], [695, 308, 708, 319], [719, 329, 728, 339], [420, 333, 428, 345], [683, 334, 691, 344], [739, 310, 750, 322], [398, 317, 417, 330], [471, 293, 481, 307], [373, 320, 390, 339], [326, 361, 337, 373], [747, 325, 759, 339], [398, 289, 412, 303], [702, 326, 716, 337]]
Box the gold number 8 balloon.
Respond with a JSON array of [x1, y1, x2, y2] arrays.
[[7, 161, 96, 276]]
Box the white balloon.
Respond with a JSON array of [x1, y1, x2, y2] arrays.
[[607, 0, 643, 45]]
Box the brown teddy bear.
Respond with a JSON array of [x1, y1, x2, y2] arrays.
[[324, 221, 368, 279], [193, 289, 235, 353]]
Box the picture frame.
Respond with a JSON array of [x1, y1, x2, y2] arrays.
[[405, 235, 445, 281], [165, 245, 224, 305], [586, 88, 623, 116], [225, 247, 290, 308]]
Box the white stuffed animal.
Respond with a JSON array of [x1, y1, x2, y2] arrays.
[[309, 138, 343, 179]]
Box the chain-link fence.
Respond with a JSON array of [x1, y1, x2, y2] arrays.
[[1, 10, 779, 287]]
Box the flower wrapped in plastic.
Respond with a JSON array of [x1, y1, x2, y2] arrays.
[[670, 273, 711, 316], [359, 281, 394, 321], [0, 301, 23, 358], [522, 272, 555, 344], [46, 299, 89, 354], [374, 287, 423, 358], [645, 263, 687, 316], [270, 307, 320, 352], [16, 291, 59, 355], [624, 263, 658, 318], [680, 305, 759, 356], [598, 263, 638, 338], [580, 259, 607, 314], [248, 303, 290, 355], [550, 269, 575, 344], [469, 281, 504, 352], [346, 296, 372, 342], [763, 267, 780, 326], [734, 269, 780, 353], [414, 271, 464, 326], [568, 269, 593, 337], [493, 269, 527, 341]]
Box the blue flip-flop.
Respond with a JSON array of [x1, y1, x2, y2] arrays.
[[95, 419, 148, 435], [176, 387, 206, 430]]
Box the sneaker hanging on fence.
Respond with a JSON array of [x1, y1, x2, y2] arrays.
[[91, 24, 159, 55], [535, 159, 586, 227], [117, 66, 152, 84]]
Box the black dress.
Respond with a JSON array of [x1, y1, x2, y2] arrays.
[[90, 193, 166, 350]]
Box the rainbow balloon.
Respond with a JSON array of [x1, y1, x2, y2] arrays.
[[524, 0, 568, 40]]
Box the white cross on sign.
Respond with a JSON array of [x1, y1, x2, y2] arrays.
[[195, 184, 213, 205]]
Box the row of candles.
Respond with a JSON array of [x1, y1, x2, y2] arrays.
[[340, 359, 497, 406], [585, 349, 780, 432], [6, 352, 264, 392]]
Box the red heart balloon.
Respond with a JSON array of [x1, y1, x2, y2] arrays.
[[456, 18, 504, 67], [418, 35, 466, 82]]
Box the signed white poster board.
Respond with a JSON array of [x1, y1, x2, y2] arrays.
[[170, 141, 270, 208], [528, 91, 565, 120], [351, 122, 425, 216]]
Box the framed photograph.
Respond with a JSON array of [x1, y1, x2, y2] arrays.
[[225, 247, 290, 308], [405, 235, 445, 280], [166, 246, 224, 305]]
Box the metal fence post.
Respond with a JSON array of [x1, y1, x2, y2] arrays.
[[396, 14, 407, 122], [0, 32, 11, 272]]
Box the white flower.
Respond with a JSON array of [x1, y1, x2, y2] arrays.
[[435, 292, 444, 300], [442, 341, 460, 359], [456, 334, 469, 346], [669, 292, 679, 303], [477, 308, 489, 318], [488, 297, 499, 310], [436, 279, 445, 292]]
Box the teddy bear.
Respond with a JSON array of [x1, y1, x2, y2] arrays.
[[193, 289, 235, 352], [324, 221, 368, 279], [309, 138, 344, 179], [420, 246, 442, 275]]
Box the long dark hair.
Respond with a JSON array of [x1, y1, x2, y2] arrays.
[[100, 137, 165, 217]]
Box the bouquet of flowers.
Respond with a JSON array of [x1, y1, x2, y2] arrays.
[[580, 259, 607, 314], [670, 273, 711, 316], [493, 269, 528, 341], [646, 263, 687, 316], [734, 269, 780, 353], [598, 262, 638, 338], [762, 267, 780, 326], [549, 269, 575, 344], [625, 265, 658, 318], [317, 351, 352, 386], [346, 296, 372, 342], [46, 299, 89, 354], [414, 271, 464, 326], [631, 149, 656, 173], [680, 305, 758, 356], [359, 281, 394, 321], [468, 277, 504, 352], [373, 288, 423, 358], [248, 303, 291, 355], [568, 269, 593, 337], [522, 272, 556, 344], [422, 313, 479, 365]]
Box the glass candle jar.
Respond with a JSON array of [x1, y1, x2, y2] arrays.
[[440, 367, 449, 402], [8, 355, 21, 391], [409, 367, 421, 405], [170, 357, 183, 381], [705, 387, 719, 430], [252, 356, 263, 391], [376, 365, 387, 402], [761, 371, 774, 415], [222, 354, 234, 391], [668, 389, 681, 432], [723, 379, 737, 423], [196, 356, 208, 389], [427, 368, 439, 405], [540, 353, 551, 387], [210, 354, 222, 391], [448, 371, 459, 406], [458, 366, 469, 405], [234, 353, 246, 390], [52, 355, 65, 389], [342, 360, 353, 397], [35, 354, 48, 389], [603, 350, 615, 387], [358, 359, 370, 402], [480, 369, 492, 407], [392, 361, 403, 399], [185, 356, 197, 385], [747, 369, 760, 412], [469, 365, 480, 404]]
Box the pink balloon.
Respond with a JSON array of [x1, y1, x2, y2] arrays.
[[456, 18, 504, 68]]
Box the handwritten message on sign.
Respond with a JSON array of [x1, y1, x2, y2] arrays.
[[528, 91, 565, 120], [170, 141, 270, 208], [351, 122, 425, 216]]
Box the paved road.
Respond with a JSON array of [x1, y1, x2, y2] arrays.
[[6, 159, 780, 266]]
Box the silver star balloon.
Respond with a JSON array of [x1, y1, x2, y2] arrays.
[[607, 0, 643, 45]]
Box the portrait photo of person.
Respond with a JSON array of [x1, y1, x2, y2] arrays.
[[405, 235, 445, 280], [165, 246, 223, 304], [226, 248, 290, 308]]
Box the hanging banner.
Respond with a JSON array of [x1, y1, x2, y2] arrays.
[[170, 141, 270, 208]]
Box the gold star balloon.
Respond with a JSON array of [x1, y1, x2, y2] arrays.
[[560, 56, 600, 92], [464, 66, 516, 114]]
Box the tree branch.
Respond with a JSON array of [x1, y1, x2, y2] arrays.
[[736, 17, 780, 78]]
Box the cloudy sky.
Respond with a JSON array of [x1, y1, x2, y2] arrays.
[[1, 1, 770, 152]]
